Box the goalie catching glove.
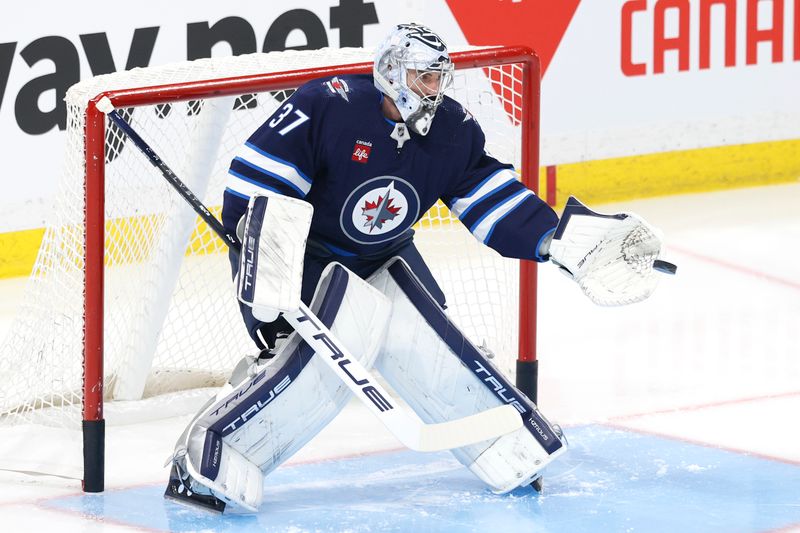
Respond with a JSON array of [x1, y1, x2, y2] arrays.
[[544, 196, 676, 306]]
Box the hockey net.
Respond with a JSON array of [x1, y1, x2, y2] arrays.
[[0, 46, 541, 484]]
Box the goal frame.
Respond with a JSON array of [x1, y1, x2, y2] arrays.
[[80, 46, 543, 492]]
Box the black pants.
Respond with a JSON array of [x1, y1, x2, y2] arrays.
[[235, 232, 446, 350]]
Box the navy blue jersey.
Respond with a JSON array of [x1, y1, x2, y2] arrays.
[[222, 74, 557, 262]]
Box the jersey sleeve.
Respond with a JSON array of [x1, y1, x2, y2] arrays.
[[441, 121, 558, 262], [222, 83, 320, 237]]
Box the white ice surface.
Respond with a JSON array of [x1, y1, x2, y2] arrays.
[[1, 184, 799, 531]]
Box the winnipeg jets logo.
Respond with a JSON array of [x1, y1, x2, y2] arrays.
[[361, 181, 402, 232], [340, 176, 421, 245]]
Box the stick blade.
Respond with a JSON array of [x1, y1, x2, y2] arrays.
[[412, 405, 523, 452]]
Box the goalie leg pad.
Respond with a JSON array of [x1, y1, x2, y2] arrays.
[[368, 258, 567, 493], [170, 263, 391, 511]]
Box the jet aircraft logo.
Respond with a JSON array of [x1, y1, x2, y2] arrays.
[[340, 176, 420, 245], [361, 181, 402, 232]]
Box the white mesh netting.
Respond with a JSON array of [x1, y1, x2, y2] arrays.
[[0, 47, 532, 476]]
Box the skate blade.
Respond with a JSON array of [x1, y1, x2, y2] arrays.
[[164, 478, 226, 514]]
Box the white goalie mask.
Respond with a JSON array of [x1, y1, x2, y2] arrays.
[[373, 23, 454, 136]]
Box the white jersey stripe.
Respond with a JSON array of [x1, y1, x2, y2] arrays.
[[449, 168, 518, 219], [470, 189, 532, 244], [226, 170, 283, 199], [244, 142, 312, 183], [235, 143, 312, 196], [232, 157, 306, 196]]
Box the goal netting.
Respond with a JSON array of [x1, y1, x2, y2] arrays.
[[0, 46, 541, 483]]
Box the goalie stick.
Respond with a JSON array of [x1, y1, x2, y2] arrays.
[[100, 99, 523, 452]]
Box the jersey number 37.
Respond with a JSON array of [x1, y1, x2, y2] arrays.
[[268, 103, 310, 136]]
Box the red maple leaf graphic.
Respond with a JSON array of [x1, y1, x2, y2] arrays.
[[361, 195, 402, 231]]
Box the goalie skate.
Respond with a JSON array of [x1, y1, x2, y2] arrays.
[[163, 464, 226, 514]]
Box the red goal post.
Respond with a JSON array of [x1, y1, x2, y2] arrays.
[[80, 46, 542, 491]]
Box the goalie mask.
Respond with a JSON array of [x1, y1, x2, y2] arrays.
[[373, 23, 454, 136]]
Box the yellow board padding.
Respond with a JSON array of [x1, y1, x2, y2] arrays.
[[541, 139, 800, 211], [0, 207, 228, 279], [103, 206, 228, 262], [2, 138, 799, 279], [0, 227, 45, 278]]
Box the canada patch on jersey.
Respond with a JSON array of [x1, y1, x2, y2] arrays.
[[340, 176, 421, 245], [352, 140, 372, 163]]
